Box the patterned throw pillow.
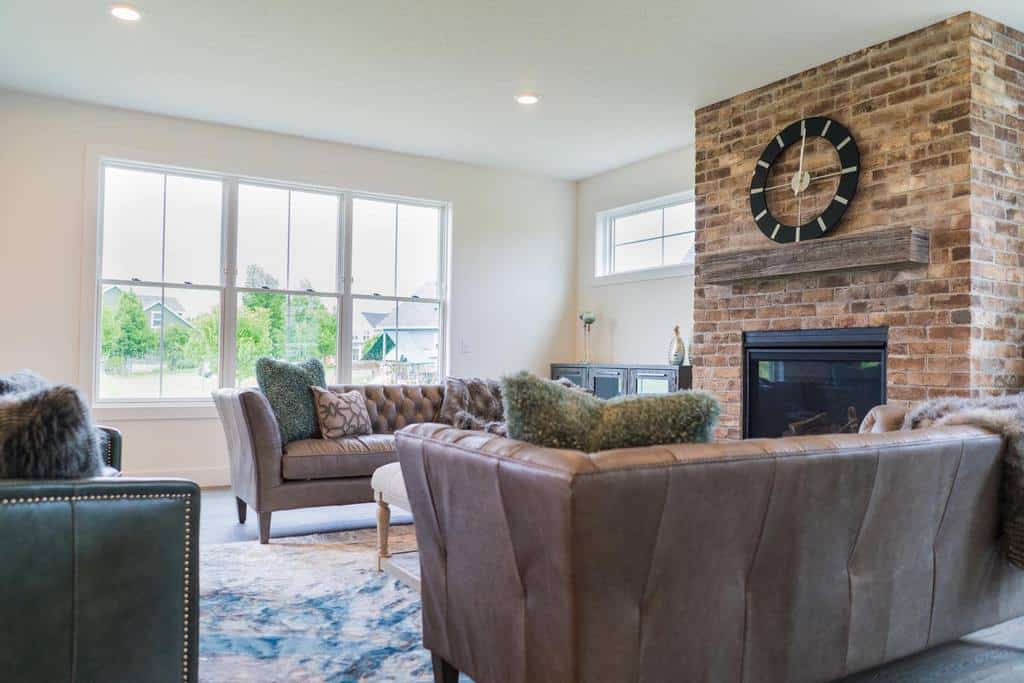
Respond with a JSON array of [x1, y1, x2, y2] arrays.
[[501, 371, 720, 452], [439, 377, 507, 435], [256, 358, 327, 445], [311, 387, 373, 439]]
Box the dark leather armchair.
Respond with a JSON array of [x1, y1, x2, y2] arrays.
[[98, 424, 123, 469], [0, 426, 200, 682]]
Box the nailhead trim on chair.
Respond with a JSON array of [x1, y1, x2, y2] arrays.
[[1, 492, 195, 681]]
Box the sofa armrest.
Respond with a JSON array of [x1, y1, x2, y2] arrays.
[[859, 403, 911, 433], [396, 424, 580, 682], [97, 425, 122, 469], [0, 477, 199, 682], [213, 388, 284, 505]]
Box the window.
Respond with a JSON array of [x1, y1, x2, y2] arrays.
[[94, 160, 447, 402], [595, 192, 696, 283]]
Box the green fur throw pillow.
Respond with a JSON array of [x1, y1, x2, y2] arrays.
[[501, 371, 719, 451], [256, 357, 327, 445]]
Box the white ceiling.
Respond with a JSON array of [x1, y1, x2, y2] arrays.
[[1, 1, 1021, 180]]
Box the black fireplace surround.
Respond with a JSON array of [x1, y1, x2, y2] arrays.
[[743, 327, 887, 439]]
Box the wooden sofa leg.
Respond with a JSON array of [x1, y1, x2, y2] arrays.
[[377, 495, 391, 571], [235, 497, 247, 524], [258, 512, 272, 544], [431, 653, 459, 683]]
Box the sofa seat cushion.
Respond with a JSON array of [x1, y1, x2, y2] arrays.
[[282, 434, 397, 480]]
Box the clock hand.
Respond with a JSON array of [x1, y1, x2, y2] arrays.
[[764, 166, 844, 192], [793, 120, 807, 196]]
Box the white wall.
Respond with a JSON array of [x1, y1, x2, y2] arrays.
[[572, 146, 695, 365], [0, 89, 576, 485]]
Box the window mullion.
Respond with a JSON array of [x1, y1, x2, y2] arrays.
[[661, 208, 667, 267], [339, 193, 354, 384], [285, 190, 292, 290], [158, 175, 168, 398], [392, 203, 400, 366], [221, 180, 239, 388]]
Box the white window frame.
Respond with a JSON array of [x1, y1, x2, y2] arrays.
[[593, 190, 695, 286], [80, 153, 450, 414]]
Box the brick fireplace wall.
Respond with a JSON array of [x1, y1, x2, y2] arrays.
[[692, 13, 1024, 439], [969, 18, 1024, 396]]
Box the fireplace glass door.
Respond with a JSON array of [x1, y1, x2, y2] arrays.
[[745, 349, 885, 438]]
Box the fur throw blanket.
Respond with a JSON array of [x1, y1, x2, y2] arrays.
[[903, 394, 1024, 568], [0, 370, 104, 479]]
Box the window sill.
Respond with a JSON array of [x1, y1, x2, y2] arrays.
[[592, 262, 695, 287], [92, 402, 219, 422]]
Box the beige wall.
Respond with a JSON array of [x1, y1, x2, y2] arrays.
[[0, 89, 577, 484], [571, 146, 695, 365]]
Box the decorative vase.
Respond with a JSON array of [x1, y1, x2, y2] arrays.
[[668, 325, 686, 366], [579, 311, 596, 363]]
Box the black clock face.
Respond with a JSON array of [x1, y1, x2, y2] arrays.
[[749, 117, 859, 244]]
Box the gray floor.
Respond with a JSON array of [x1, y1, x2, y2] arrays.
[[198, 487, 1024, 681], [198, 486, 411, 545]]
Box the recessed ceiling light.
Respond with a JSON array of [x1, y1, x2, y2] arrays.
[[110, 4, 142, 21], [515, 93, 540, 105]]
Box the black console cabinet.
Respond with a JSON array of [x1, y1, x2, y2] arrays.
[[551, 363, 693, 399]]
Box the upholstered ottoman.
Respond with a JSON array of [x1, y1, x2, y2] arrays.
[[371, 462, 410, 571]]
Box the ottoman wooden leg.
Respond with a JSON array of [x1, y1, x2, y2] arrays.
[[377, 494, 391, 571]]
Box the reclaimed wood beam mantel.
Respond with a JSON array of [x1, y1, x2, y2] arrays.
[[699, 226, 930, 284]]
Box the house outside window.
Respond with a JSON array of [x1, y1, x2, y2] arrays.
[[93, 160, 448, 403], [594, 191, 695, 284]]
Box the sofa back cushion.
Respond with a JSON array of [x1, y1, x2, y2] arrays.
[[329, 384, 444, 434]]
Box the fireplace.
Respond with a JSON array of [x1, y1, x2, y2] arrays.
[[743, 327, 887, 439]]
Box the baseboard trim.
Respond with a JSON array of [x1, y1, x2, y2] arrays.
[[120, 466, 230, 488]]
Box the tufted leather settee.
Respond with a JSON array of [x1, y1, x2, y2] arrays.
[[397, 414, 1024, 683], [214, 384, 443, 543]]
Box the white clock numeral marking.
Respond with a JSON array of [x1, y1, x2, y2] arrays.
[[771, 224, 781, 240], [755, 209, 767, 221], [842, 166, 858, 174], [835, 195, 848, 205], [837, 136, 851, 150], [751, 187, 764, 194], [777, 135, 785, 148], [821, 120, 831, 136], [795, 227, 801, 242], [818, 216, 827, 231], [757, 160, 770, 168]]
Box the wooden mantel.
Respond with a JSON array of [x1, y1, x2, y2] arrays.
[[699, 226, 930, 285]]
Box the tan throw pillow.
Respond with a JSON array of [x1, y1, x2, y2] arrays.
[[310, 386, 373, 439]]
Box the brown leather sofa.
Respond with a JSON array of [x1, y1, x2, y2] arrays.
[[396, 408, 1024, 683], [213, 384, 443, 543]]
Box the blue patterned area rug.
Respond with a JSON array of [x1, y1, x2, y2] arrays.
[[200, 526, 457, 682]]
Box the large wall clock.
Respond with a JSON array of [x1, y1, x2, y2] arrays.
[[749, 116, 859, 244]]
